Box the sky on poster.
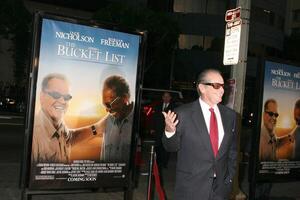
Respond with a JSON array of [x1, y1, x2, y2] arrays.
[[262, 60, 300, 129], [34, 18, 141, 120]]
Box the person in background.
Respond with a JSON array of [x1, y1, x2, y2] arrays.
[[100, 75, 134, 162], [32, 73, 103, 164], [256, 99, 295, 199], [259, 99, 294, 161], [259, 99, 279, 161], [162, 69, 238, 200], [256, 99, 279, 200], [291, 99, 300, 160], [152, 91, 175, 169]]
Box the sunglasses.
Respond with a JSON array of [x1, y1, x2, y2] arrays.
[[265, 111, 279, 118], [44, 90, 72, 101], [202, 82, 224, 89], [104, 96, 120, 109]]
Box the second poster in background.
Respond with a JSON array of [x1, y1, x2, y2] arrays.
[[257, 60, 300, 180], [28, 16, 143, 189]]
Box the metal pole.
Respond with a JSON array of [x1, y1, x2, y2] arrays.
[[169, 49, 175, 89], [146, 145, 155, 200], [231, 0, 251, 200], [232, 1, 250, 112]]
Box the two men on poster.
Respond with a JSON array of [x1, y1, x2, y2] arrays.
[[29, 73, 134, 190], [32, 73, 134, 164]]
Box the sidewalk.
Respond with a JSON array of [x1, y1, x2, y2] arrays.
[[1, 142, 300, 200], [0, 141, 174, 200]]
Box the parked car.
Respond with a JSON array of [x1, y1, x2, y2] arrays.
[[0, 97, 25, 113]]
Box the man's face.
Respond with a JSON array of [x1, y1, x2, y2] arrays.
[[40, 78, 71, 124], [294, 106, 300, 125], [198, 72, 224, 107], [102, 87, 128, 119], [162, 92, 172, 104], [263, 102, 278, 132]]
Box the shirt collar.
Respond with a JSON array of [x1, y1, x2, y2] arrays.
[[39, 110, 65, 139], [111, 104, 134, 125], [199, 97, 218, 110]]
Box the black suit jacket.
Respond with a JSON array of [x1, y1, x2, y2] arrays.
[[162, 100, 238, 200]]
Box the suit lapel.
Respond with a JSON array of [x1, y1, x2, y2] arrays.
[[191, 101, 215, 157]]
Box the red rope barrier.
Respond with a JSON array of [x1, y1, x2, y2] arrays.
[[153, 159, 165, 200]]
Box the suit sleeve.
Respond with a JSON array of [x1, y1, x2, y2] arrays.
[[162, 108, 183, 152], [227, 112, 238, 182]]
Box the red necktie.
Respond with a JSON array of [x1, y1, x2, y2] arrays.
[[209, 108, 219, 157]]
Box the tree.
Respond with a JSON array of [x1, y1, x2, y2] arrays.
[[93, 3, 180, 88], [283, 33, 300, 62], [0, 0, 31, 85], [0, 1, 180, 89]]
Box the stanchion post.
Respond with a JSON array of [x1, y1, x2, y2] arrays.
[[146, 145, 155, 200], [21, 189, 32, 200], [124, 170, 133, 200]]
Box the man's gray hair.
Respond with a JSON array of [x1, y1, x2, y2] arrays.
[[264, 99, 277, 111], [41, 73, 68, 91], [103, 75, 130, 98]]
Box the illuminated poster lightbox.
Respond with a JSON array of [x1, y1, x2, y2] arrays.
[[256, 60, 300, 181], [26, 14, 144, 190]]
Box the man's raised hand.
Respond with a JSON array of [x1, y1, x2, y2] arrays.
[[162, 110, 179, 133]]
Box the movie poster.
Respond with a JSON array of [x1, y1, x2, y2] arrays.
[[257, 60, 300, 180], [28, 16, 143, 189]]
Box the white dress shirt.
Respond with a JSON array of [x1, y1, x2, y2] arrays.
[[165, 97, 225, 148]]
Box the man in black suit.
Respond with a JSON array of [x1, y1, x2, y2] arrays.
[[162, 69, 238, 200], [152, 92, 175, 169]]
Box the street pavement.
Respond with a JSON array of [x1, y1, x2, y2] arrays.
[[1, 114, 300, 200]]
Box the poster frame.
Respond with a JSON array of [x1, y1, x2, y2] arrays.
[[20, 11, 147, 193], [249, 57, 300, 183]]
